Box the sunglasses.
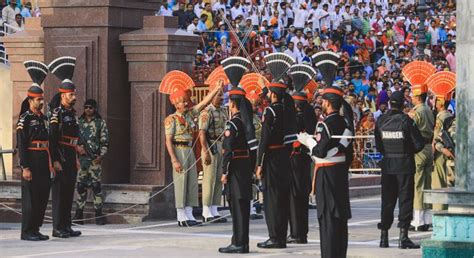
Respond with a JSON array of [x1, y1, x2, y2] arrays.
[[84, 106, 95, 110]]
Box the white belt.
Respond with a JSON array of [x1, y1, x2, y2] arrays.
[[314, 155, 346, 164]]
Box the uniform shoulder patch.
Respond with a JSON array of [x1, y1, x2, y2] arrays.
[[200, 111, 210, 122], [164, 116, 174, 129]]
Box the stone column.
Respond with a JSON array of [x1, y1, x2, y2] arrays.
[[423, 0, 474, 255], [38, 0, 157, 184], [120, 16, 199, 218], [2, 17, 45, 180]]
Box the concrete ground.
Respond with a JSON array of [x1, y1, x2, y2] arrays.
[[0, 196, 429, 257]]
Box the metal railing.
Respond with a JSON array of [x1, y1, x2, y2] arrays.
[[0, 22, 23, 66], [0, 145, 16, 180]]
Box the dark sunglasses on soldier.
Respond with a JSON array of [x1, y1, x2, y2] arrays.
[[84, 106, 94, 110]]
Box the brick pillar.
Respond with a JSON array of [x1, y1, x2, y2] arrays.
[[120, 16, 199, 218], [37, 0, 158, 184], [2, 17, 45, 180]]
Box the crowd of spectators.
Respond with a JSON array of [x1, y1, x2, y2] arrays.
[[158, 0, 456, 134]]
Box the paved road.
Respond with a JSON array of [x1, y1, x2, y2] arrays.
[[0, 196, 429, 257]]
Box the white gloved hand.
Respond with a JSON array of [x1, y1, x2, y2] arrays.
[[297, 132, 317, 151], [339, 129, 352, 148], [326, 147, 339, 158]]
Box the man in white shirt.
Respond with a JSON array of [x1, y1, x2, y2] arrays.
[[295, 41, 306, 64], [293, 3, 309, 29], [2, 0, 21, 31], [247, 3, 259, 27], [320, 3, 331, 31], [194, 0, 205, 18], [308, 2, 322, 32], [284, 42, 300, 63], [187, 17, 200, 34], [330, 4, 343, 30], [259, 0, 272, 23], [291, 29, 308, 47], [278, 2, 289, 29], [429, 21, 440, 46], [341, 5, 352, 32], [230, 1, 244, 20], [213, 0, 227, 13]]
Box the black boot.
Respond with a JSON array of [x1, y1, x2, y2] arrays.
[[73, 209, 84, 225], [218, 244, 249, 253], [379, 230, 389, 248], [398, 228, 420, 249], [95, 209, 106, 225]]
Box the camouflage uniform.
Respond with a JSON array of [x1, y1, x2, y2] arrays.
[[198, 104, 228, 213], [76, 116, 109, 211], [431, 110, 452, 211], [164, 109, 200, 209]]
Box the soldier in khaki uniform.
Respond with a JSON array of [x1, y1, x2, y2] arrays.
[[198, 90, 228, 222], [431, 96, 453, 211], [162, 74, 223, 227], [436, 118, 456, 186], [408, 84, 434, 231]]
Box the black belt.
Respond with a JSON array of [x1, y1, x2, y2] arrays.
[[172, 141, 192, 147], [29, 141, 49, 149]]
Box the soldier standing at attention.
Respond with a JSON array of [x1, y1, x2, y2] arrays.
[[198, 89, 228, 223], [298, 86, 353, 258], [408, 83, 434, 231], [298, 51, 355, 258], [402, 61, 435, 231], [48, 56, 82, 238], [256, 53, 297, 249], [428, 72, 456, 211], [218, 56, 257, 254], [287, 64, 317, 244], [160, 71, 224, 227], [73, 99, 109, 225], [18, 60, 52, 241], [242, 84, 264, 220]]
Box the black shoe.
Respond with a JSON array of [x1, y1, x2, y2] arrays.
[[417, 224, 430, 232], [408, 225, 416, 231], [257, 239, 286, 249], [35, 232, 49, 241], [250, 214, 263, 220], [398, 228, 420, 249], [178, 220, 202, 227], [65, 227, 82, 237], [52, 229, 70, 238], [73, 209, 84, 225], [379, 230, 389, 248], [218, 244, 249, 254], [213, 216, 227, 223], [287, 236, 307, 244], [21, 233, 41, 241], [95, 209, 106, 225]]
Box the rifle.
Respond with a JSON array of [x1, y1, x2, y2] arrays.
[[78, 129, 98, 160], [441, 129, 455, 155], [441, 116, 455, 156]]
